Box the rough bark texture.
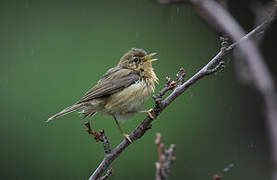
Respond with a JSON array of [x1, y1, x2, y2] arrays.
[[88, 1, 277, 179]]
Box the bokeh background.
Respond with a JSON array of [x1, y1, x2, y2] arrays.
[[0, 0, 276, 179]]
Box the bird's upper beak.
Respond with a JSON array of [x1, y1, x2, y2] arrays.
[[142, 52, 158, 63]]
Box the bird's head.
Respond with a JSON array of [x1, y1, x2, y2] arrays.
[[118, 48, 157, 74]]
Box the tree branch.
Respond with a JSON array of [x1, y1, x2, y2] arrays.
[[85, 122, 111, 155], [213, 174, 221, 180], [234, 1, 275, 84], [212, 163, 234, 180], [184, 1, 277, 179], [88, 4, 276, 179], [99, 168, 113, 180], [186, 0, 277, 95], [155, 133, 176, 180], [159, 0, 277, 178]]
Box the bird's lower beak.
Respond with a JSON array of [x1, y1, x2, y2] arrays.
[[143, 52, 158, 63]]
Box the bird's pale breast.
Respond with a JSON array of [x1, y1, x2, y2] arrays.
[[104, 79, 154, 120]]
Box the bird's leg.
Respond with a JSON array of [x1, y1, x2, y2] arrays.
[[140, 108, 154, 119], [113, 115, 132, 143]]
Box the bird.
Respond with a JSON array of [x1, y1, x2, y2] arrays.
[[47, 48, 158, 143]]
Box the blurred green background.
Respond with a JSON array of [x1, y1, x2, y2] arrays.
[[0, 0, 274, 179]]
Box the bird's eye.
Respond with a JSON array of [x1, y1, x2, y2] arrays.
[[133, 57, 139, 63]]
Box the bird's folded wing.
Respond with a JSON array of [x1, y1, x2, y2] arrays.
[[77, 67, 140, 104]]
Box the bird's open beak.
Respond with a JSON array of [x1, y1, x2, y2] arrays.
[[143, 52, 158, 63]]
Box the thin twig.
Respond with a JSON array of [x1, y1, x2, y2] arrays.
[[233, 1, 274, 84], [155, 133, 163, 169], [153, 76, 177, 109], [213, 174, 221, 180], [88, 13, 276, 180], [85, 122, 111, 154], [85, 121, 112, 179], [98, 130, 111, 155], [212, 163, 234, 179], [85, 121, 103, 142], [155, 0, 184, 5], [184, 1, 277, 179], [176, 67, 185, 86], [155, 133, 176, 180]]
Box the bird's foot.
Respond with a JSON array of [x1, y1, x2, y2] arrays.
[[123, 134, 132, 143], [141, 108, 154, 119]]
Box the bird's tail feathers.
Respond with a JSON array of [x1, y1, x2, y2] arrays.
[[47, 103, 83, 122]]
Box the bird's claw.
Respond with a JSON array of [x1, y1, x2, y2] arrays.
[[123, 134, 132, 143], [144, 108, 154, 119]]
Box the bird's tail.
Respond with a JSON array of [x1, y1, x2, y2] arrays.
[[47, 103, 83, 122]]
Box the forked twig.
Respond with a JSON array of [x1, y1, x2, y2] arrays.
[[88, 9, 276, 179]]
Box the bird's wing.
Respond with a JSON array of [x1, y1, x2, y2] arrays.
[[77, 67, 140, 104]]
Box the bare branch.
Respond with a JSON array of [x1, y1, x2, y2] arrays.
[[222, 163, 234, 174], [155, 133, 176, 180], [85, 121, 112, 179], [206, 61, 225, 75], [157, 77, 177, 97], [155, 0, 184, 5], [155, 133, 163, 169], [212, 163, 234, 180], [234, 1, 274, 84], [176, 67, 185, 86], [184, 1, 277, 179], [99, 168, 113, 180], [85, 122, 111, 154], [98, 130, 111, 155], [153, 76, 177, 109], [187, 0, 277, 95], [85, 121, 103, 142], [213, 174, 221, 180], [88, 6, 276, 179]]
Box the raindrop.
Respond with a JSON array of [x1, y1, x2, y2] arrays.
[[31, 48, 35, 56], [135, 32, 140, 39], [250, 140, 255, 149], [222, 163, 234, 173]]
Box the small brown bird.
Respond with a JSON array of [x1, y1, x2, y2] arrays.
[[48, 48, 158, 142]]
